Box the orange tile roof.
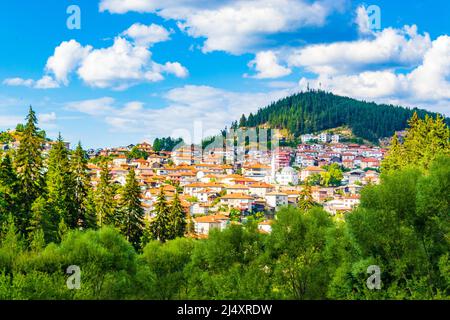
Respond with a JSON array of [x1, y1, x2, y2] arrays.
[[194, 214, 229, 223], [221, 193, 254, 200], [226, 185, 250, 189], [185, 182, 224, 188], [303, 166, 325, 172], [249, 182, 274, 188]]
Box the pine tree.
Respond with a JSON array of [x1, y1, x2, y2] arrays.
[[71, 142, 95, 228], [170, 191, 186, 238], [382, 134, 404, 172], [1, 214, 23, 260], [46, 134, 77, 228], [84, 188, 98, 229], [403, 112, 426, 164], [27, 196, 54, 244], [382, 113, 450, 171], [149, 187, 172, 243], [298, 183, 317, 211], [0, 154, 20, 224], [95, 160, 116, 227], [420, 114, 450, 168], [119, 168, 145, 248], [239, 114, 247, 127], [14, 106, 44, 233]]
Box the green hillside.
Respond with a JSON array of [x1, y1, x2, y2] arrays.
[[234, 90, 450, 143]]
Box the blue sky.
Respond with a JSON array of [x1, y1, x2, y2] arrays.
[[0, 0, 449, 148]]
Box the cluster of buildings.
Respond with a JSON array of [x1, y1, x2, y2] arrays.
[[1, 129, 386, 237], [84, 136, 385, 237]]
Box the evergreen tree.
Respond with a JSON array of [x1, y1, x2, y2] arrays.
[[239, 114, 247, 128], [170, 191, 186, 238], [298, 183, 317, 211], [71, 142, 96, 228], [27, 196, 54, 244], [46, 134, 77, 228], [13, 106, 44, 233], [0, 154, 20, 225], [95, 161, 116, 227], [0, 214, 23, 269], [84, 188, 98, 229], [420, 114, 450, 168], [149, 187, 172, 243], [232, 91, 448, 144], [119, 168, 145, 248], [382, 113, 450, 171], [382, 133, 404, 171]]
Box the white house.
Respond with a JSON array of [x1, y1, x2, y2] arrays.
[[190, 203, 210, 215], [275, 166, 299, 186], [319, 133, 331, 143], [331, 134, 340, 144], [265, 192, 288, 210], [113, 155, 128, 166], [301, 134, 315, 143], [194, 214, 230, 236], [220, 193, 254, 210], [225, 185, 250, 195], [184, 182, 224, 196], [249, 182, 275, 197], [243, 163, 271, 181]]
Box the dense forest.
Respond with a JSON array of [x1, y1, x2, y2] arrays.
[[0, 108, 448, 300], [234, 90, 450, 143]]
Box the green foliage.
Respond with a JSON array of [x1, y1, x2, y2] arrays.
[[298, 184, 318, 211], [269, 207, 335, 299], [0, 155, 20, 226], [320, 163, 343, 187], [149, 188, 172, 243], [46, 134, 77, 229], [337, 156, 450, 299], [152, 137, 183, 152], [13, 106, 45, 234], [238, 90, 449, 143], [0, 132, 13, 145], [138, 238, 195, 299], [71, 142, 96, 229], [118, 168, 145, 249], [95, 161, 116, 227], [229, 208, 241, 222], [185, 224, 271, 299], [0, 109, 448, 300], [127, 146, 149, 160], [0, 227, 137, 299], [170, 192, 187, 238], [383, 112, 450, 171]]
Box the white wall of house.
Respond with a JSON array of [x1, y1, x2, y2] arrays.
[[265, 193, 288, 209]]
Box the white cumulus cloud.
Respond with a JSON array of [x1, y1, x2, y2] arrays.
[[122, 23, 172, 47], [45, 40, 93, 85], [100, 0, 345, 54], [287, 25, 431, 75], [5, 32, 188, 90], [247, 50, 292, 79]]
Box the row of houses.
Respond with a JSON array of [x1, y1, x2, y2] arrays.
[[83, 137, 386, 237]]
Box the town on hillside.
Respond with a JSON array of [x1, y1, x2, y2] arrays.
[[1, 129, 387, 238]]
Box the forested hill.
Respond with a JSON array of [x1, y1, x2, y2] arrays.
[[235, 90, 450, 143]]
